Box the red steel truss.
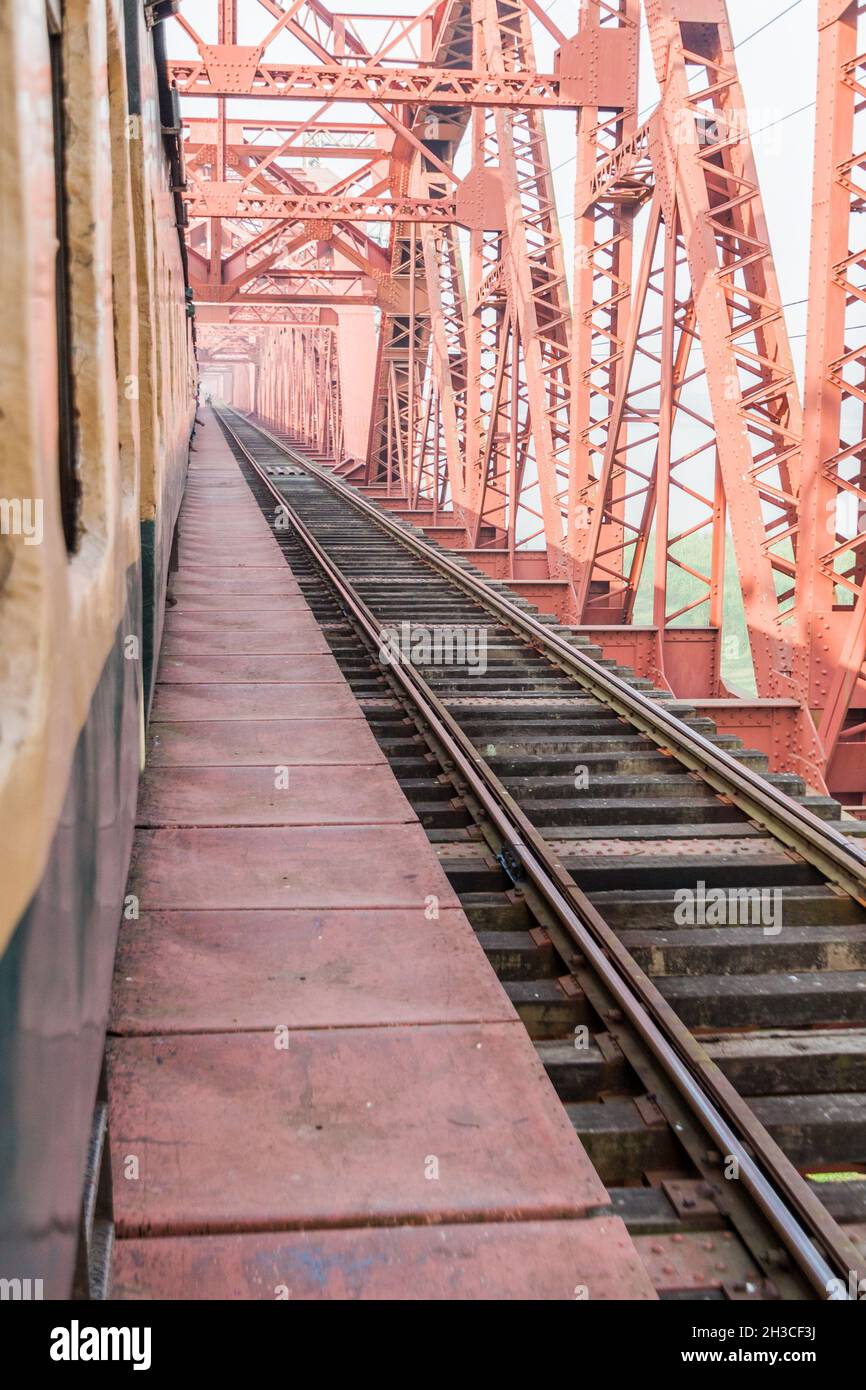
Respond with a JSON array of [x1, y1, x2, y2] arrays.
[[799, 0, 866, 800], [168, 0, 866, 802]]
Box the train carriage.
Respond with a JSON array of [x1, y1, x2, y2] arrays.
[[0, 0, 196, 1297]]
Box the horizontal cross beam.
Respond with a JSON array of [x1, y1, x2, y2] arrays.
[[185, 188, 458, 223], [167, 58, 590, 108], [195, 292, 376, 305]]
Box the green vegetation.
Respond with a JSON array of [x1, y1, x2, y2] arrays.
[[630, 527, 758, 694]]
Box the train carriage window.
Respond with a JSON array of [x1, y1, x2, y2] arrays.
[[47, 0, 79, 552]]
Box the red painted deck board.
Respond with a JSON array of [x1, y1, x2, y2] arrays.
[[108, 1025, 608, 1236], [179, 523, 273, 537], [156, 654, 343, 684], [108, 906, 514, 1039], [161, 612, 330, 657], [147, 719, 383, 766], [129, 824, 460, 910], [170, 594, 309, 612], [171, 583, 304, 602], [110, 1217, 656, 1301], [176, 548, 287, 569], [110, 908, 516, 1033], [170, 572, 301, 594], [136, 765, 415, 827], [173, 560, 294, 570], [150, 682, 356, 720]]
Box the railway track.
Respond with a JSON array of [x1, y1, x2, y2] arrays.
[[211, 405, 866, 1302]]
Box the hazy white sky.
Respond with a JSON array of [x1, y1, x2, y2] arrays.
[[711, 0, 817, 367]]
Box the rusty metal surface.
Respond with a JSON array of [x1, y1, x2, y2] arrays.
[[110, 908, 516, 1034], [635, 1231, 766, 1296], [136, 765, 416, 827], [108, 1025, 609, 1237], [129, 816, 454, 915], [171, 592, 310, 611], [150, 682, 355, 720], [155, 653, 343, 684], [161, 612, 330, 656], [110, 1217, 657, 1300], [147, 718, 383, 767]]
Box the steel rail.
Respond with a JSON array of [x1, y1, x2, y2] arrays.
[[226, 408, 866, 908], [216, 405, 865, 1300]]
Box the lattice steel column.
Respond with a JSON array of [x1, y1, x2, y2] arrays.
[[800, 1, 866, 787]]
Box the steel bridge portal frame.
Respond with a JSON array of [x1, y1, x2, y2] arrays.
[[170, 0, 866, 802]]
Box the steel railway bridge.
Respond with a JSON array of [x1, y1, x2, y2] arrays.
[[183, 0, 866, 806], [7, 0, 866, 1310]]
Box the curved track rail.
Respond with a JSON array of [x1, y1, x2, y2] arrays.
[[213, 405, 866, 1301]]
